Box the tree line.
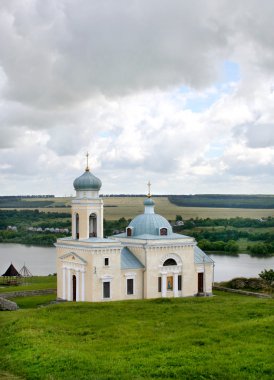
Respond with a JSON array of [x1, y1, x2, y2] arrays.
[[169, 194, 274, 209]]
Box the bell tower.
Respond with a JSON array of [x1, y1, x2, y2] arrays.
[[71, 153, 103, 240]]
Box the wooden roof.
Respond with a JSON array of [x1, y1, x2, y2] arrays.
[[2, 263, 21, 277]]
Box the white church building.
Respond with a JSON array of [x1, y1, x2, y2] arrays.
[[56, 161, 214, 302]]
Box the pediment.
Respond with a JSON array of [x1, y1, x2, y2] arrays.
[[59, 252, 87, 265]]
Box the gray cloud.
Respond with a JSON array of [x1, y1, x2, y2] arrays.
[[235, 123, 274, 148], [0, 0, 230, 108]]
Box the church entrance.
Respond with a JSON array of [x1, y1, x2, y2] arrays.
[[72, 275, 76, 301], [198, 273, 204, 293]]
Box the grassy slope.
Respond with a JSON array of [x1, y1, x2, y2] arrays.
[[0, 291, 273, 380], [2, 196, 274, 219], [0, 276, 57, 293]]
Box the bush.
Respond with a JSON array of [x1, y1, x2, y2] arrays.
[[259, 269, 274, 293], [226, 277, 264, 291]]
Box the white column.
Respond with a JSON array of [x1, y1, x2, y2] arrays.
[[173, 273, 178, 298], [67, 268, 71, 301], [62, 267, 66, 300], [81, 271, 85, 301], [76, 271, 80, 301], [162, 273, 167, 298]]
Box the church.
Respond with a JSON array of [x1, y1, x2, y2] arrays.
[[56, 159, 214, 302]]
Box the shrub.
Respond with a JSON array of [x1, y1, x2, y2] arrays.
[[226, 277, 264, 291]]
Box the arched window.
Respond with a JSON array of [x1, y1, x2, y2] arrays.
[[127, 228, 132, 237], [163, 258, 177, 266], [160, 228, 168, 236], [89, 213, 97, 237]]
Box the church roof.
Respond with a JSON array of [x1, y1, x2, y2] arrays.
[[73, 170, 102, 191], [128, 213, 172, 237], [121, 247, 144, 269], [115, 232, 191, 240], [194, 246, 214, 264]]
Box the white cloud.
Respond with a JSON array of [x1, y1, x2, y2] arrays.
[[0, 0, 274, 195]]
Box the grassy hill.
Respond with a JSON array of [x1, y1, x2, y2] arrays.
[[2, 196, 274, 220], [0, 291, 273, 379]]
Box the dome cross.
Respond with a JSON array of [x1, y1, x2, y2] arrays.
[[147, 180, 151, 198], [85, 152, 90, 172]]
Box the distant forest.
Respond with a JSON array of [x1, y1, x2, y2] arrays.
[[0, 196, 63, 208], [168, 194, 274, 209]]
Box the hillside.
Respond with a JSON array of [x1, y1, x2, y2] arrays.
[[0, 292, 273, 379]]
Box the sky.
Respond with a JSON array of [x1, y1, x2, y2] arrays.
[[0, 0, 274, 196]]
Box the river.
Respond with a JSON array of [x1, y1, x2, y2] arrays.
[[0, 243, 56, 276], [0, 243, 274, 281]]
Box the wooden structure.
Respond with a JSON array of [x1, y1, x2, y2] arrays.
[[19, 264, 33, 278], [1, 263, 21, 285]]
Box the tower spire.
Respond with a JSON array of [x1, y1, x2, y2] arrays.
[[85, 152, 90, 172]]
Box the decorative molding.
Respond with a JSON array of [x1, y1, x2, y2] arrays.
[[56, 244, 121, 253], [60, 251, 87, 264], [160, 253, 182, 265], [124, 272, 136, 278], [100, 275, 114, 282], [196, 265, 205, 273]]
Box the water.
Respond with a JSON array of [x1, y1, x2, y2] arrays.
[[0, 243, 56, 276], [209, 253, 274, 282], [0, 243, 274, 281]]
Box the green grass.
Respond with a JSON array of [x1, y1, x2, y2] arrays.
[[0, 276, 57, 293], [12, 294, 57, 309], [0, 292, 273, 379]]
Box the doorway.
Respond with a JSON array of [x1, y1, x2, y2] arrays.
[[72, 275, 76, 301], [198, 273, 204, 293]]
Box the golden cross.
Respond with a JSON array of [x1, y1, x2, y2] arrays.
[[86, 152, 90, 171], [147, 180, 151, 197]]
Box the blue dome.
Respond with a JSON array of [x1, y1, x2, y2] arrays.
[[144, 197, 155, 206], [73, 170, 102, 191], [128, 213, 172, 236]]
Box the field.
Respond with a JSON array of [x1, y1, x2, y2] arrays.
[[0, 291, 273, 379], [2, 196, 274, 220]]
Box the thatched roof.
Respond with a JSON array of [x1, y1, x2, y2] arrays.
[[2, 263, 21, 277]]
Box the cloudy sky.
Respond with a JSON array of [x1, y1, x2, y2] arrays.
[[0, 0, 274, 196]]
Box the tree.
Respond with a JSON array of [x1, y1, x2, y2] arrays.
[[225, 240, 239, 253], [176, 215, 183, 221], [259, 269, 274, 293]]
